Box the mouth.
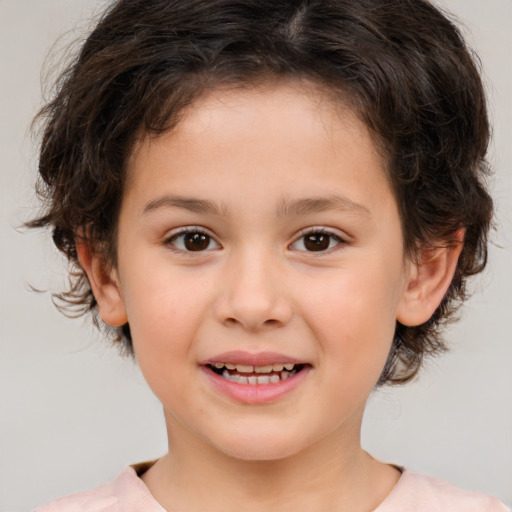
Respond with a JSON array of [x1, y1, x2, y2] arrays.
[[206, 362, 305, 385], [200, 351, 311, 403]]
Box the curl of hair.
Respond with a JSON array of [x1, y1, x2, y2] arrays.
[[29, 0, 492, 385]]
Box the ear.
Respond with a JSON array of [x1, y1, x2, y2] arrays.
[[77, 242, 128, 327], [397, 230, 464, 327]]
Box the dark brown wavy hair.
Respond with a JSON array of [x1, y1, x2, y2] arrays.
[[29, 0, 493, 385]]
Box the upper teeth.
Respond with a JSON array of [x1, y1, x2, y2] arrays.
[[212, 362, 295, 373]]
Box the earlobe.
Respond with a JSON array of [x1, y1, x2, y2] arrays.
[[76, 243, 128, 327], [397, 230, 464, 327]]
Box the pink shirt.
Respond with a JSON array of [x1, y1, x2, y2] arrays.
[[35, 463, 510, 511]]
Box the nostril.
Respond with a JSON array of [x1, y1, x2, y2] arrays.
[[222, 317, 281, 329], [215, 292, 293, 330]]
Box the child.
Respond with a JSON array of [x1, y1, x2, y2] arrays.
[[28, 0, 509, 510]]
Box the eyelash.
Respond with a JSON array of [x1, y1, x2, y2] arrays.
[[289, 228, 346, 254], [164, 227, 220, 253], [164, 227, 347, 254]]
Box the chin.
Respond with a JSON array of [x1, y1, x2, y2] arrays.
[[209, 426, 316, 462]]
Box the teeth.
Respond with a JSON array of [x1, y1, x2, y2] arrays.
[[213, 362, 296, 373], [254, 365, 273, 373], [220, 368, 298, 385], [213, 361, 300, 384], [235, 364, 253, 373]]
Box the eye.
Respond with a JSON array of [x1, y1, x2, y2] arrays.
[[290, 230, 344, 252], [166, 229, 220, 252]]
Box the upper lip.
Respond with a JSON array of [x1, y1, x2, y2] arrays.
[[201, 350, 308, 367]]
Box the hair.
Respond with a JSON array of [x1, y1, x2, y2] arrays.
[[29, 0, 492, 385]]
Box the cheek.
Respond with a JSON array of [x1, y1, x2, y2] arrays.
[[298, 260, 403, 376], [119, 264, 214, 381], [125, 285, 206, 410], [120, 253, 213, 331], [302, 265, 401, 332]]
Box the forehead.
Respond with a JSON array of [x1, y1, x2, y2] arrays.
[[124, 81, 394, 218], [175, 81, 354, 135], [127, 80, 384, 177]]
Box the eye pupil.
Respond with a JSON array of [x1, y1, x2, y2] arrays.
[[184, 232, 210, 251], [304, 233, 330, 251]]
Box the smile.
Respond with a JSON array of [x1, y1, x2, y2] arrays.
[[207, 362, 301, 385], [201, 353, 311, 404]]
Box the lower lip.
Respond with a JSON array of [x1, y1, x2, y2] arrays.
[[200, 366, 311, 405]]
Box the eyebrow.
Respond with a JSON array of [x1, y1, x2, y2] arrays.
[[276, 195, 371, 218], [142, 193, 371, 218], [142, 195, 226, 216]]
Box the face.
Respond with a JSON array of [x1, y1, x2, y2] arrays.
[[107, 83, 413, 460]]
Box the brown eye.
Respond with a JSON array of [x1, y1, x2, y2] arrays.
[[168, 230, 220, 252], [303, 233, 331, 251], [184, 232, 210, 251], [290, 230, 343, 252]]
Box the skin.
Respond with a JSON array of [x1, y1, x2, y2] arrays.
[[81, 81, 462, 511]]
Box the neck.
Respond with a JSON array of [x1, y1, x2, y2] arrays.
[[142, 414, 399, 511]]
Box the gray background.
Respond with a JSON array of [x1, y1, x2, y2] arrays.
[[1, 0, 510, 510]]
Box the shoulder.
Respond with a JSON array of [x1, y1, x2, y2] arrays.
[[377, 469, 510, 512], [34, 464, 164, 512], [34, 481, 119, 512]]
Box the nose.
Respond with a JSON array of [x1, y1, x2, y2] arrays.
[[213, 249, 293, 331]]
